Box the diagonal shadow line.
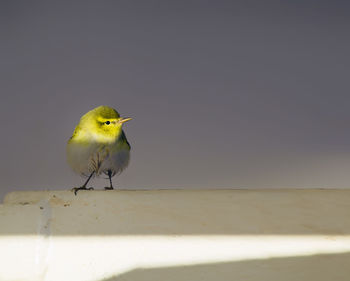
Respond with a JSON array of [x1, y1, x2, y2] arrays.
[[102, 252, 350, 281]]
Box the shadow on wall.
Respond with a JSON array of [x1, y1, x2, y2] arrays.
[[102, 252, 350, 281]]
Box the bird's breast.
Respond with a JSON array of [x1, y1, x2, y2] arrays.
[[66, 140, 130, 176]]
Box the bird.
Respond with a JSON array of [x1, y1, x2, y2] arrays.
[[66, 106, 132, 195]]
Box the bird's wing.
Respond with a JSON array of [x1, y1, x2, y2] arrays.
[[121, 130, 131, 150]]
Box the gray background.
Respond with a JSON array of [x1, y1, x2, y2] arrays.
[[1, 1, 350, 200]]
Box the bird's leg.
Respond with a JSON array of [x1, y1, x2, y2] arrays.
[[72, 171, 95, 195], [105, 170, 114, 190]]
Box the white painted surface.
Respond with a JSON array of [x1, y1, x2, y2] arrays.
[[1, 189, 350, 281]]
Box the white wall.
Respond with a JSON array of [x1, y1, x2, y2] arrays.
[[1, 189, 350, 281]]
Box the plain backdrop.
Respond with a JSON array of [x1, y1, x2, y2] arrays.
[[1, 1, 350, 200]]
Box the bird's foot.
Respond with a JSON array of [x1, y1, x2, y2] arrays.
[[72, 186, 94, 195], [104, 186, 114, 190]]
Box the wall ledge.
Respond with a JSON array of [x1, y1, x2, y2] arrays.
[[1, 189, 349, 281]]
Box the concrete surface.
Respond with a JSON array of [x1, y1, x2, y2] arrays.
[[0, 189, 350, 281]]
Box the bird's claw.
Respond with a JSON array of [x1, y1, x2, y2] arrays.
[[72, 186, 94, 195]]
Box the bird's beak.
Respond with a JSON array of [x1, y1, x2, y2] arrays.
[[118, 117, 132, 124]]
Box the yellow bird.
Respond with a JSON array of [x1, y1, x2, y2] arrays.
[[66, 106, 131, 195]]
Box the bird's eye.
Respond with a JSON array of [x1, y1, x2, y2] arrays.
[[105, 121, 111, 125]]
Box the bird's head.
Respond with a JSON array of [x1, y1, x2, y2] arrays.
[[80, 106, 132, 142]]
